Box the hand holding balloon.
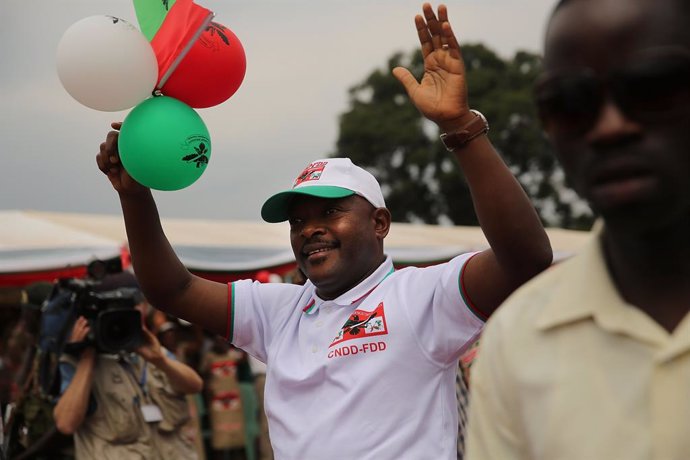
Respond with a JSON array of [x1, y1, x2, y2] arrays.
[[96, 122, 150, 196]]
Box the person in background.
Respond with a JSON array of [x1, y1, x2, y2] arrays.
[[466, 0, 690, 458], [53, 272, 203, 460], [200, 336, 256, 460], [152, 310, 209, 460], [96, 4, 552, 458]]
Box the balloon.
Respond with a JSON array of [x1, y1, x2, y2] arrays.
[[118, 96, 211, 191], [56, 15, 158, 112], [159, 21, 246, 108]]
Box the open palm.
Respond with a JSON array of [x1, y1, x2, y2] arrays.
[[393, 4, 470, 130]]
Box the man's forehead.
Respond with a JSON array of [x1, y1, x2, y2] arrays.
[[544, 0, 684, 69]]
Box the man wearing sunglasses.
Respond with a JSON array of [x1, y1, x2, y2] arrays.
[[466, 0, 690, 458]]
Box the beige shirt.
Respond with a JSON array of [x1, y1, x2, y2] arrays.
[[65, 352, 198, 460], [466, 225, 690, 460]]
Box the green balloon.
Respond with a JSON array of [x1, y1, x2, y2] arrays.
[[118, 96, 211, 191]]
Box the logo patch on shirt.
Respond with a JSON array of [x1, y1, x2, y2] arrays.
[[330, 302, 388, 347], [294, 161, 327, 187]]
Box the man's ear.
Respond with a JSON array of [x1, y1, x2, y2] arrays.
[[373, 207, 391, 240]]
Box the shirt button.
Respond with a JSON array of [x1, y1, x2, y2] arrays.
[[311, 346, 318, 353], [316, 320, 323, 327]]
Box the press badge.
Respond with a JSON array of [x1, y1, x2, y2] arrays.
[[141, 404, 163, 423]]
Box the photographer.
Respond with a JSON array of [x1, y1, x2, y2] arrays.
[[52, 272, 203, 460]]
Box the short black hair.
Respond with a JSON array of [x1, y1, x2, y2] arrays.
[[550, 0, 689, 19]]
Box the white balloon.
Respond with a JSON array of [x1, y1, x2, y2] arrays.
[[56, 15, 158, 112]]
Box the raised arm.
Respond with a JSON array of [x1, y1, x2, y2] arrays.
[[96, 123, 228, 336], [393, 3, 552, 317]]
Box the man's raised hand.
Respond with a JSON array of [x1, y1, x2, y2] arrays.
[[392, 3, 473, 132]]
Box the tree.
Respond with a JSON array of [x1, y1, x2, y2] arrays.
[[332, 45, 594, 230]]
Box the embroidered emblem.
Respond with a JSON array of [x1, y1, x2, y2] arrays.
[[294, 161, 328, 187], [330, 302, 388, 347]]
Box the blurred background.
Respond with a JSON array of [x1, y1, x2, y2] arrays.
[[0, 0, 591, 227]]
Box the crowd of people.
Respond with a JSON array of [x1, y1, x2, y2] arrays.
[[0, 272, 285, 460], [2, 0, 690, 458]]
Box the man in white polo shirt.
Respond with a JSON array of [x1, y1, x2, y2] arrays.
[[96, 4, 552, 458]]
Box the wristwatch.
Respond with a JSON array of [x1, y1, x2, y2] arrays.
[[439, 110, 489, 152]]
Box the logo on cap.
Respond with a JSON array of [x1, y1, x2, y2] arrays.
[[293, 161, 328, 187]]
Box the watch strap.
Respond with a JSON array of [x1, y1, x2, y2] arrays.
[[440, 110, 489, 152]]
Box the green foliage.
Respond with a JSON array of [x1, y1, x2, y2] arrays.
[[332, 45, 594, 230]]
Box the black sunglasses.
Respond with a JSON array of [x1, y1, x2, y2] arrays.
[[534, 50, 690, 133]]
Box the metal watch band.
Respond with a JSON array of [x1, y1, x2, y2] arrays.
[[439, 110, 489, 152]]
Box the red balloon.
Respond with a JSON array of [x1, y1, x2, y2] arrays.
[[161, 22, 246, 108]]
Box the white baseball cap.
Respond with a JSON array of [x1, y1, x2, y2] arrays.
[[261, 158, 386, 223]]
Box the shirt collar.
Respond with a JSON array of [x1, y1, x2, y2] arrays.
[[302, 255, 395, 315], [535, 220, 675, 349]]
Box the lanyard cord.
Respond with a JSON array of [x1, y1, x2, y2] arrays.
[[119, 355, 149, 400]]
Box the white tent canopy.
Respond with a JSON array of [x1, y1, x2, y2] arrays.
[[0, 209, 592, 277]]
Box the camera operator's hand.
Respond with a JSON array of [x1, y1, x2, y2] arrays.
[[136, 327, 165, 366], [63, 316, 95, 359], [69, 316, 91, 343], [136, 326, 203, 394], [96, 122, 150, 196]]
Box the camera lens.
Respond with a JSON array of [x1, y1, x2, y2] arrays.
[[96, 309, 142, 353]]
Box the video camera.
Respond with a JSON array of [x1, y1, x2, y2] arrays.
[[44, 258, 144, 355], [59, 278, 144, 354]]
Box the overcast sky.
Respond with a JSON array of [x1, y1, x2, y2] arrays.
[[0, 0, 557, 222]]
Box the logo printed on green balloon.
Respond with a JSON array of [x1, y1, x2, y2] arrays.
[[181, 135, 210, 169]]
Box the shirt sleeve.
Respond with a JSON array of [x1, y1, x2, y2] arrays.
[[396, 252, 485, 365], [465, 313, 528, 460], [228, 279, 302, 363]]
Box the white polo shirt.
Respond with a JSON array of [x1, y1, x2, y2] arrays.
[[228, 253, 484, 460]]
